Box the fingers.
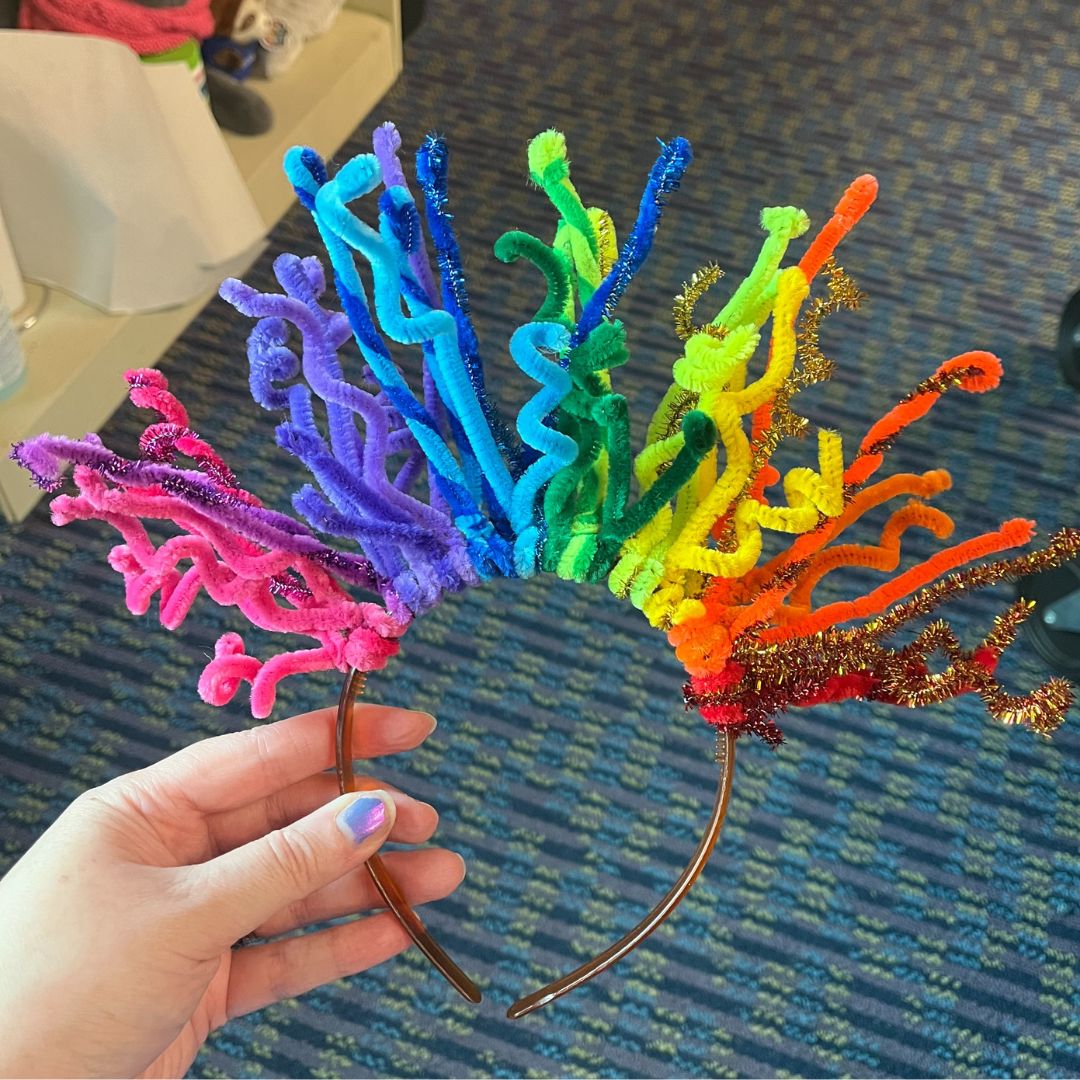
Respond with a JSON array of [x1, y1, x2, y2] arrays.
[[155, 705, 436, 814], [228, 911, 410, 1019], [186, 790, 399, 948], [254, 848, 466, 937], [226, 880, 464, 1019], [206, 772, 439, 855]]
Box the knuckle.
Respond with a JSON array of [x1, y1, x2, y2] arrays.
[[68, 778, 135, 823], [262, 828, 322, 894], [261, 948, 294, 1011], [328, 922, 358, 979], [256, 889, 310, 938]]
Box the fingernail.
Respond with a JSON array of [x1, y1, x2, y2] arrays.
[[420, 712, 437, 735], [336, 792, 390, 845]]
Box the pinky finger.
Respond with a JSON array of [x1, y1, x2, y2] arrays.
[[226, 908, 421, 1019]]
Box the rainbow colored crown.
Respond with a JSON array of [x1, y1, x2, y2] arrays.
[[14, 122, 1078, 745]]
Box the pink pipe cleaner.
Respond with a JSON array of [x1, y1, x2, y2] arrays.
[[55, 464, 409, 716]]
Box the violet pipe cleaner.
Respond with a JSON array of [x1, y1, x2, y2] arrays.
[[271, 253, 365, 475], [11, 434, 387, 591], [227, 285, 420, 533], [222, 278, 476, 611], [373, 121, 440, 306], [227, 271, 448, 545]]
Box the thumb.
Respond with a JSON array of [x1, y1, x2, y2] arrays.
[[188, 790, 396, 946]]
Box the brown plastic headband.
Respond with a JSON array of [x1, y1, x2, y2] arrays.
[[335, 667, 737, 1017], [336, 669, 482, 1003]]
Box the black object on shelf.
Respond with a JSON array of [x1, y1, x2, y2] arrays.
[[1018, 562, 1080, 679], [1018, 288, 1080, 677], [403, 0, 427, 40], [1057, 287, 1080, 389]]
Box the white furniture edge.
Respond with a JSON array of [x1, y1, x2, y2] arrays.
[[0, 1, 401, 523]]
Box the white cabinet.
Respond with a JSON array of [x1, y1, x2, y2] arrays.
[[0, 0, 402, 522]]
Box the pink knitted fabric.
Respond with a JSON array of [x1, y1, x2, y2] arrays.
[[20, 0, 215, 57]]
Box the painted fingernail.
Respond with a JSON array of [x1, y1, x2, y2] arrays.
[[336, 792, 390, 845]]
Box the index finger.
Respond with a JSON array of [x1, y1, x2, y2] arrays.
[[152, 704, 435, 814]]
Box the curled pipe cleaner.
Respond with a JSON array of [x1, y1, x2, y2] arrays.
[[721, 469, 954, 615], [369, 180, 503, 530], [713, 206, 810, 334], [784, 501, 956, 613], [570, 136, 693, 348], [539, 323, 633, 576], [760, 518, 1038, 643], [381, 187, 515, 536], [494, 231, 575, 326], [372, 121, 440, 306], [221, 274, 474, 598], [315, 161, 515, 522], [527, 131, 602, 302], [272, 254, 365, 474], [507, 321, 575, 575], [284, 149, 514, 576], [11, 433, 385, 590], [224, 282, 444, 599], [845, 352, 1003, 486], [596, 411, 718, 556], [415, 135, 522, 474]]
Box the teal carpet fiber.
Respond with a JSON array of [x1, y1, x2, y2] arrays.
[[3, 1, 1080, 1075]]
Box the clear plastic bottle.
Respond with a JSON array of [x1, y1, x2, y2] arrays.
[[0, 287, 27, 401]]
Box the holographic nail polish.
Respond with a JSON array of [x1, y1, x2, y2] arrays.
[[337, 794, 389, 844]]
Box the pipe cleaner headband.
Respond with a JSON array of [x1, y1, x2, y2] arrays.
[[14, 122, 1078, 1018]]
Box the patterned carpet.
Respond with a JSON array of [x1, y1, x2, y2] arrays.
[[3, 0, 1080, 1076]]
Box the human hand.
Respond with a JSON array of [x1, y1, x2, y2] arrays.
[[0, 704, 465, 1079]]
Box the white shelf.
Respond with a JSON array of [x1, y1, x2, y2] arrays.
[[0, 3, 400, 523]]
